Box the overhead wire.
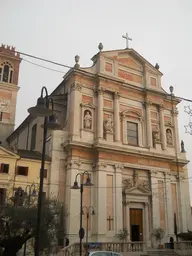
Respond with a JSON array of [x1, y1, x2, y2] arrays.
[[23, 58, 67, 74]]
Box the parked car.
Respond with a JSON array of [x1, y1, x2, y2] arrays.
[[87, 251, 122, 256]]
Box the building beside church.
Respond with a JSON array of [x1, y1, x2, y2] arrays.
[[0, 44, 21, 143], [0, 146, 50, 204], [0, 44, 51, 204], [6, 44, 192, 246]]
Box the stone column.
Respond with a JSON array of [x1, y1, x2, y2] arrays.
[[159, 104, 166, 150], [125, 200, 130, 241], [172, 108, 180, 153], [70, 82, 82, 140], [145, 202, 150, 245], [165, 173, 174, 236], [66, 159, 82, 242], [145, 100, 153, 148], [97, 87, 104, 140], [114, 164, 123, 233], [114, 92, 120, 142], [96, 162, 107, 240], [150, 170, 160, 228]]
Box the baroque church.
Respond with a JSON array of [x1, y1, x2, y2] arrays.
[[1, 42, 192, 246]]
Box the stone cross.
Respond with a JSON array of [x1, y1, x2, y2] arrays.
[[122, 33, 132, 49], [107, 215, 114, 230]]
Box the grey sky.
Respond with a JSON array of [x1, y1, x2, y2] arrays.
[[1, 0, 192, 200]]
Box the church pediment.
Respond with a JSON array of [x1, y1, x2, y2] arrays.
[[121, 109, 142, 119], [0, 146, 19, 158], [111, 54, 142, 72], [124, 185, 151, 196], [123, 177, 151, 196]]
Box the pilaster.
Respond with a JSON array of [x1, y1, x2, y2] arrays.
[[96, 162, 107, 239], [70, 82, 82, 140], [172, 108, 180, 153], [66, 159, 82, 241], [114, 92, 120, 142], [159, 104, 166, 150], [114, 164, 123, 233], [145, 100, 153, 148], [144, 201, 150, 246], [150, 170, 160, 228], [97, 87, 104, 140], [165, 173, 174, 236]]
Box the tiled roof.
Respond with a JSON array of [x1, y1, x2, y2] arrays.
[[17, 149, 51, 161]]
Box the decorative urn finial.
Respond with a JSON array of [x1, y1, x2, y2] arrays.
[[74, 55, 80, 69], [98, 43, 103, 52], [155, 63, 159, 70]]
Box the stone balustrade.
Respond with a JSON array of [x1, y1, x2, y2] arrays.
[[57, 242, 146, 256], [174, 241, 192, 250]]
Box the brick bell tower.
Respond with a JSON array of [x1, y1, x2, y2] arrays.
[[0, 44, 22, 143]]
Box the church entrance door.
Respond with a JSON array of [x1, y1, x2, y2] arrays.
[[130, 208, 143, 241]]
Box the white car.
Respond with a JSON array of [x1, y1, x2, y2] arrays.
[[87, 251, 122, 256]]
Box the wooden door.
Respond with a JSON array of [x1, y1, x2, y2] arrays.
[[130, 208, 143, 241]]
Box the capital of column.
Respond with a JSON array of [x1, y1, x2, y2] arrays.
[[70, 81, 82, 92], [114, 91, 120, 100], [159, 104, 164, 111], [94, 86, 105, 95], [143, 100, 152, 109], [115, 164, 124, 171], [171, 108, 179, 116]]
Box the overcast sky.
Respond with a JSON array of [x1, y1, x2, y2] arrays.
[[1, 0, 192, 200]]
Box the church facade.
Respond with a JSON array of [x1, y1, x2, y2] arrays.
[[7, 45, 192, 245]]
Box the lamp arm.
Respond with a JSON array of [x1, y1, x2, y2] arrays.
[[41, 86, 49, 98]]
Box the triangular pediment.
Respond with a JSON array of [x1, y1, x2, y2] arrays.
[[100, 48, 162, 75], [124, 185, 151, 195], [0, 146, 19, 158], [80, 102, 95, 109]]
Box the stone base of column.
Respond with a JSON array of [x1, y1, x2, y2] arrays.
[[104, 132, 114, 142]]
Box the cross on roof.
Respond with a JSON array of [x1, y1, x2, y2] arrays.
[[122, 33, 132, 49]]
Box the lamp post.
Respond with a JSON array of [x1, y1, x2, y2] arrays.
[[71, 171, 93, 256], [28, 86, 60, 256], [82, 206, 95, 255], [23, 183, 37, 256]]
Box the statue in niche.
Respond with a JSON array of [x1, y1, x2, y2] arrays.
[[166, 129, 173, 145], [152, 127, 160, 146], [104, 115, 113, 132], [181, 140, 186, 153], [84, 110, 92, 129]]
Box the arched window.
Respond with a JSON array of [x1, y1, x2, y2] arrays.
[[0, 62, 14, 83]]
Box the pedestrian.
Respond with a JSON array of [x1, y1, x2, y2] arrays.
[[65, 237, 69, 247]]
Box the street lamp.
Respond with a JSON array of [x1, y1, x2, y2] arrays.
[[28, 86, 60, 256], [23, 183, 37, 256], [71, 171, 93, 256], [82, 206, 95, 255]]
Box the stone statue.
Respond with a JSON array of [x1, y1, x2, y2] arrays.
[[181, 140, 186, 153], [152, 128, 160, 146], [84, 110, 92, 129], [166, 129, 173, 145], [104, 116, 113, 132]]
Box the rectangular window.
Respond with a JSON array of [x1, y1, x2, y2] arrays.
[[0, 163, 9, 174], [127, 121, 138, 145], [17, 166, 28, 176], [0, 112, 3, 121], [0, 68, 2, 81], [0, 188, 6, 205], [44, 169, 47, 178], [9, 70, 13, 83]]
